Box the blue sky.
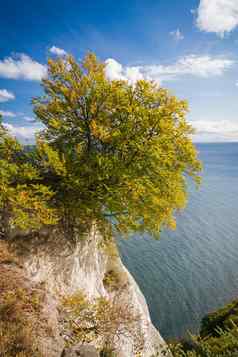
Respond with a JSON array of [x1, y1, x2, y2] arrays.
[[0, 0, 238, 142]]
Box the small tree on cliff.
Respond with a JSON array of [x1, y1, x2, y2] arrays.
[[32, 53, 201, 239]]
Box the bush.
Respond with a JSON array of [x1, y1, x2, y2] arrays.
[[169, 323, 238, 356], [61, 289, 143, 354], [200, 300, 238, 338], [103, 270, 121, 291]]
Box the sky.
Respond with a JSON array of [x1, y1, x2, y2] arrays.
[[0, 0, 238, 143]]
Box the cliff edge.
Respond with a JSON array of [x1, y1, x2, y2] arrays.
[[1, 228, 170, 357]]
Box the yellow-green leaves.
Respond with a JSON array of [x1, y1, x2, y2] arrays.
[[9, 184, 58, 231], [37, 140, 66, 176], [32, 53, 202, 239], [0, 118, 58, 236]]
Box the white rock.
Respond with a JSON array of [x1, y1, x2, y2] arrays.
[[12, 227, 171, 357]]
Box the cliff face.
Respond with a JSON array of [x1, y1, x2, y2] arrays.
[[9, 227, 170, 357]]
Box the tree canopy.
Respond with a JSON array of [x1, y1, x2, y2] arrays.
[[32, 53, 201, 239], [0, 53, 201, 240]]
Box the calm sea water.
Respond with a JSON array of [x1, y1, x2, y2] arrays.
[[118, 143, 238, 340]]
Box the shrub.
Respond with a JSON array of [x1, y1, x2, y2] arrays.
[[169, 324, 238, 357], [200, 300, 238, 338], [103, 270, 121, 291], [61, 289, 143, 354]]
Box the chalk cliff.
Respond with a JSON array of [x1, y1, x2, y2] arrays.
[[7, 227, 170, 357]]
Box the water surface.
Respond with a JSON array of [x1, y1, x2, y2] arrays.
[[118, 143, 238, 340]]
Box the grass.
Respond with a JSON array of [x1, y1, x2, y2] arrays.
[[0, 241, 45, 357]]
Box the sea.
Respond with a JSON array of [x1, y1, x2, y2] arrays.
[[118, 143, 238, 340]]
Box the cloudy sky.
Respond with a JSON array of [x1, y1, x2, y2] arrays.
[[0, 0, 238, 142]]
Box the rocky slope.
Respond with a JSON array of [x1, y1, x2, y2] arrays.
[[3, 227, 171, 357]]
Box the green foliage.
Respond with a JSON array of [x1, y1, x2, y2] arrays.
[[200, 299, 238, 338], [169, 299, 238, 357], [32, 52, 201, 239], [0, 116, 58, 238], [0, 52, 201, 240], [170, 327, 238, 357]]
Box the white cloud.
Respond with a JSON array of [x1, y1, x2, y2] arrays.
[[105, 55, 234, 84], [105, 59, 124, 81], [49, 46, 67, 57], [0, 110, 16, 118], [159, 55, 234, 77], [23, 116, 36, 122], [0, 54, 47, 81], [0, 89, 15, 102], [191, 119, 238, 141], [170, 28, 184, 41], [104, 59, 144, 83], [3, 122, 42, 143], [196, 0, 238, 37]]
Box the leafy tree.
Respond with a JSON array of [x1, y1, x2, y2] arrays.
[[33, 53, 201, 239], [0, 115, 57, 238]]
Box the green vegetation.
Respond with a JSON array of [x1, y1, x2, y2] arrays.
[[0, 118, 57, 238], [0, 53, 202, 353], [200, 299, 238, 338], [103, 269, 123, 291], [61, 289, 142, 355], [169, 299, 238, 357], [0, 52, 201, 241]]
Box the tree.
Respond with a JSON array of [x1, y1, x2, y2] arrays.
[[32, 52, 201, 239], [0, 115, 57, 238]]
